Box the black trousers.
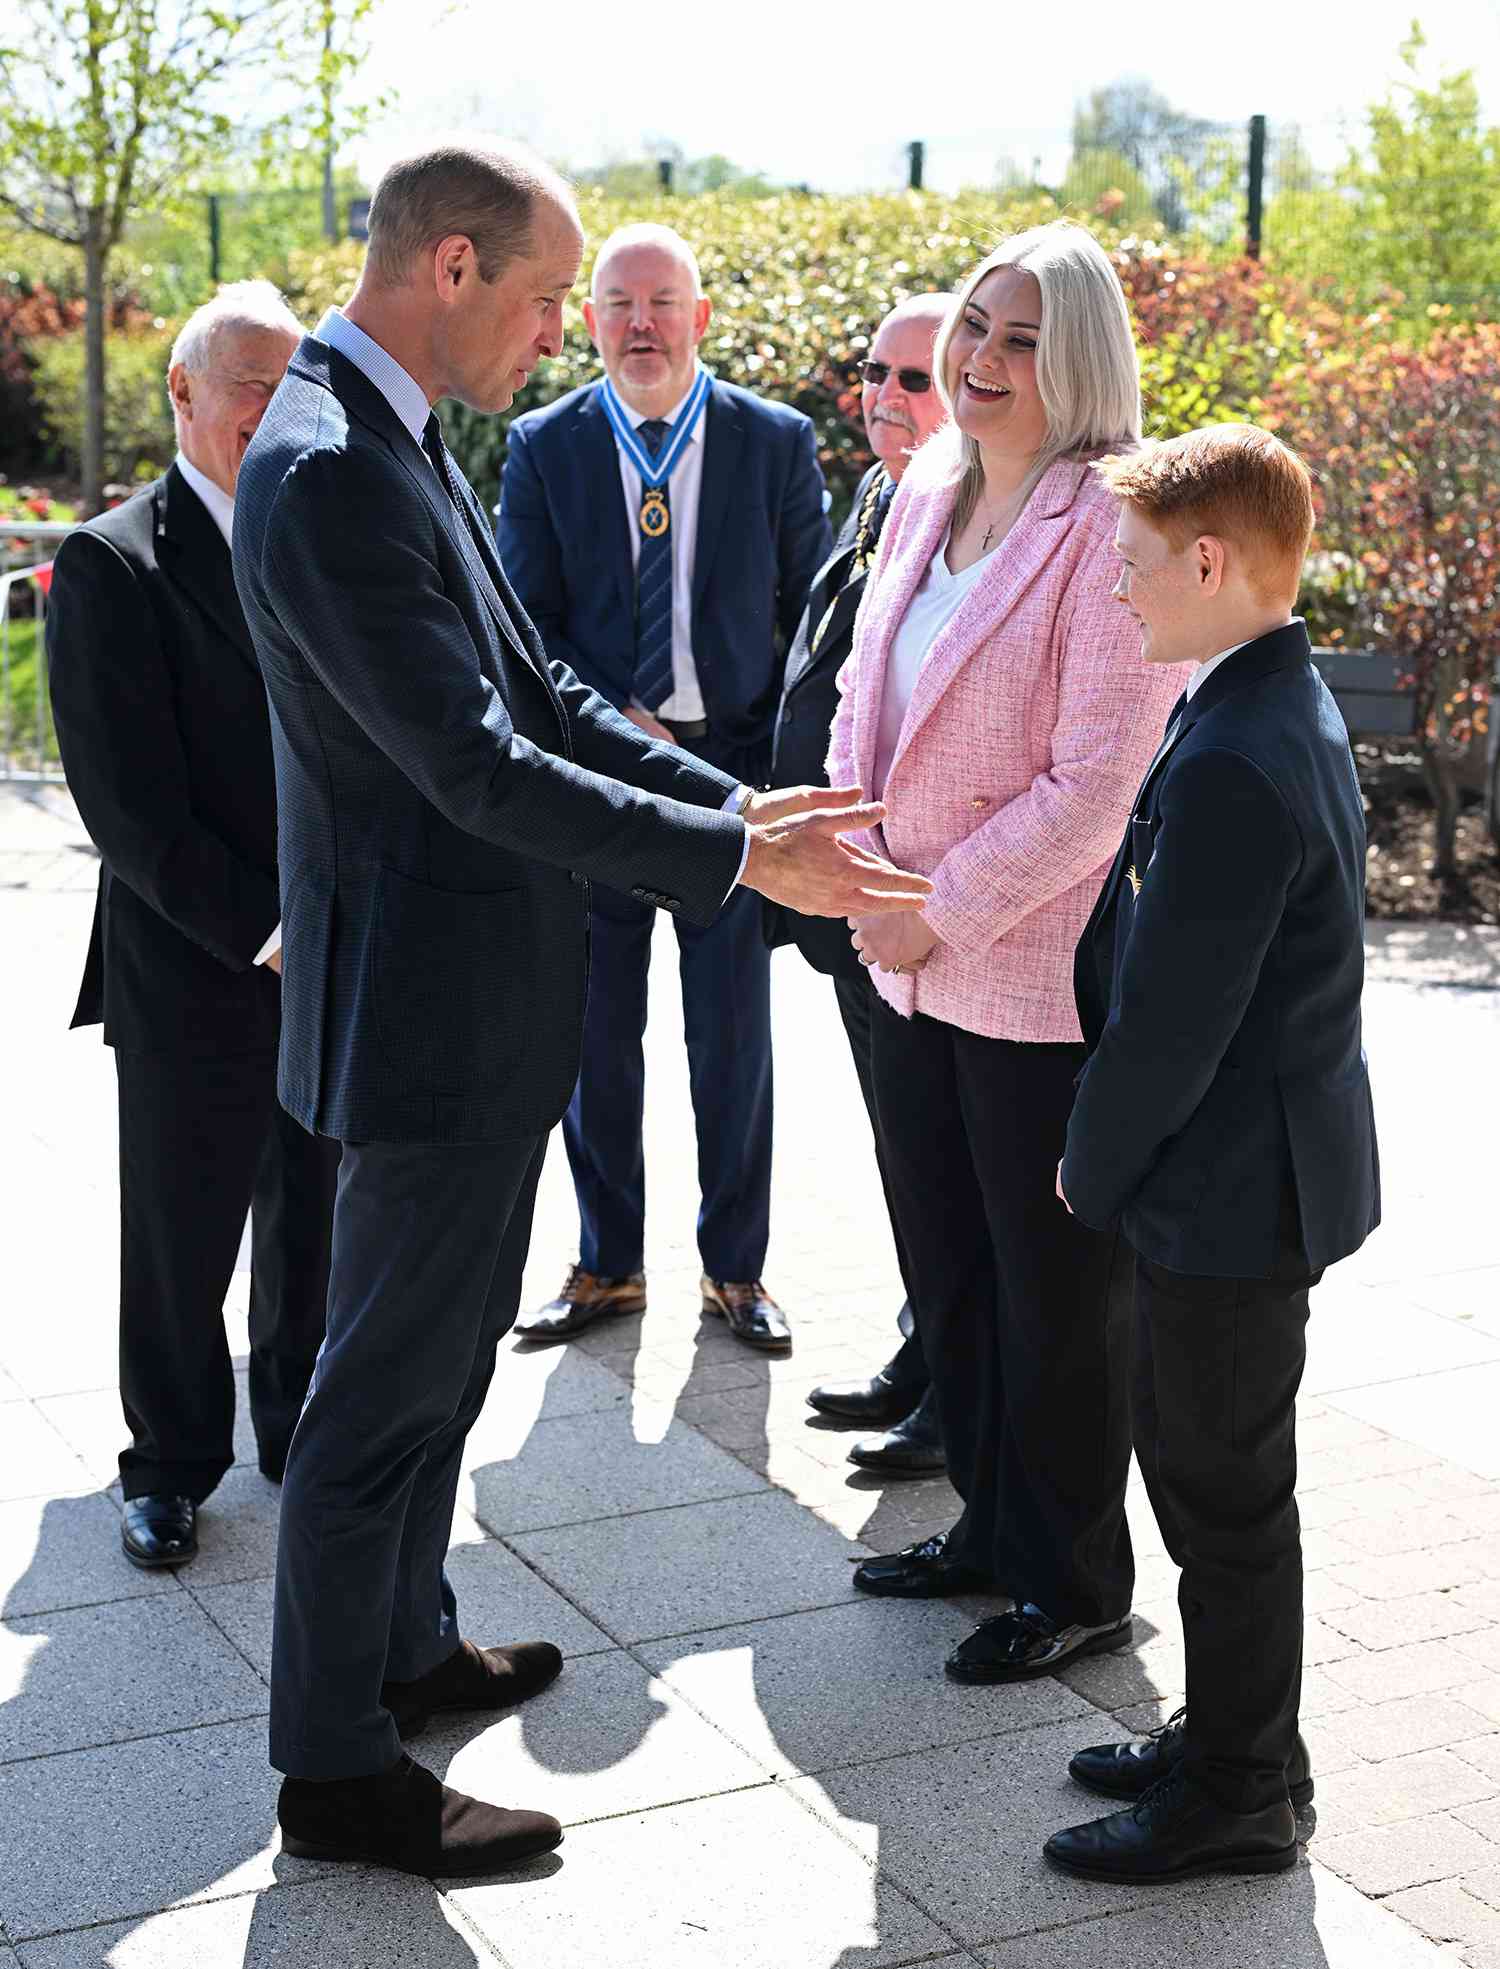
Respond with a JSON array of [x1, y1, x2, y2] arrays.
[[270, 1133, 546, 1779], [114, 1048, 339, 1502], [1131, 1237, 1317, 1813], [830, 971, 924, 1391], [870, 1006, 1132, 1625]]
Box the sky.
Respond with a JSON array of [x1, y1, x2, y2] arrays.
[[348, 0, 1499, 194]]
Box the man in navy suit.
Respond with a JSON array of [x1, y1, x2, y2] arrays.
[[500, 224, 831, 1352], [233, 142, 929, 1880], [1046, 426, 1380, 1885]]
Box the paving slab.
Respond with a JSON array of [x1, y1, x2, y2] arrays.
[[1331, 1363, 1500, 1486], [165, 1464, 284, 1588], [0, 1593, 267, 1762], [447, 1782, 957, 1969], [424, 1647, 768, 1828], [17, 1875, 492, 1969], [191, 1535, 616, 1681], [467, 1404, 766, 1537], [1315, 1812, 1500, 1897], [0, 1718, 336, 1941], [639, 1598, 1092, 1779], [510, 1487, 869, 1645], [1302, 1293, 1500, 1401], [784, 1716, 1236, 1947], [980, 1862, 1454, 1966], [0, 1403, 93, 1502], [0, 1489, 176, 1617], [38, 1372, 257, 1488]]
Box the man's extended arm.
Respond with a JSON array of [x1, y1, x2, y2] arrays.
[[46, 528, 280, 968], [1060, 743, 1303, 1227]]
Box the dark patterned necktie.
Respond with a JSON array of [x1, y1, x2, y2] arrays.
[[631, 417, 674, 712]]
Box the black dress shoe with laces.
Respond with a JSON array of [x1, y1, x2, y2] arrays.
[[1069, 1705, 1315, 1810], [1044, 1767, 1299, 1883], [847, 1386, 946, 1475], [278, 1753, 561, 1876], [120, 1494, 197, 1569], [852, 1529, 988, 1598], [946, 1602, 1132, 1683], [701, 1276, 792, 1352], [807, 1366, 924, 1426]]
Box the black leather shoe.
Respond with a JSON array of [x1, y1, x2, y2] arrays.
[[701, 1276, 792, 1352], [848, 1386, 946, 1475], [515, 1266, 646, 1341], [1043, 1767, 1298, 1883], [120, 1494, 197, 1569], [853, 1529, 988, 1598], [278, 1753, 561, 1877], [946, 1602, 1132, 1683], [1069, 1705, 1315, 1810], [807, 1365, 924, 1426], [383, 1639, 563, 1738]]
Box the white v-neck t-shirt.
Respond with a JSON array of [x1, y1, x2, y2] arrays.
[[872, 532, 991, 801]]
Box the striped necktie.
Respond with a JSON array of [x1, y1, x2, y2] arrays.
[[631, 417, 674, 712]]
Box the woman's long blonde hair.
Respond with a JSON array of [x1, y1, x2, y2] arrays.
[[932, 220, 1142, 534]]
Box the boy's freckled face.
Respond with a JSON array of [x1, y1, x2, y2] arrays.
[[1112, 504, 1209, 666]]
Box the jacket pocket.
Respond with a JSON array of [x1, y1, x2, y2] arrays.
[[372, 866, 534, 1093]]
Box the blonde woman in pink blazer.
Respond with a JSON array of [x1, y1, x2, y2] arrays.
[[830, 222, 1185, 1683]]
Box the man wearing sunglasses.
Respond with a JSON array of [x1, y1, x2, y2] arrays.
[[769, 293, 952, 1475]]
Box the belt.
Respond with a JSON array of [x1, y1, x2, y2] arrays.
[[661, 716, 709, 741]]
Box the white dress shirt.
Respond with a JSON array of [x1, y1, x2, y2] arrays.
[[609, 377, 708, 722], [1186, 640, 1249, 700], [174, 452, 235, 548], [872, 530, 990, 802]]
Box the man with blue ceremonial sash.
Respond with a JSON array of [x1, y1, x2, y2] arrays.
[[500, 222, 831, 1350]]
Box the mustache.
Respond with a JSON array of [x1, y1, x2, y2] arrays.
[[869, 408, 917, 434]]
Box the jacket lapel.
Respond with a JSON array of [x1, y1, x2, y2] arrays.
[[691, 384, 743, 616], [577, 385, 635, 616], [155, 467, 256, 670], [885, 459, 1087, 785]]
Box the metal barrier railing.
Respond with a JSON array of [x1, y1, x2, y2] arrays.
[[2, 520, 75, 783]]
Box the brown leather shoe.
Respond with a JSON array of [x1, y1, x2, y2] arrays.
[[700, 1276, 792, 1351], [383, 1638, 563, 1737], [514, 1264, 646, 1341], [278, 1753, 561, 1876]]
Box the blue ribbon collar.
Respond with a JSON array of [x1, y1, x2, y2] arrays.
[[598, 363, 712, 489]]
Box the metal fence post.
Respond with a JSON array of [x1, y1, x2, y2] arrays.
[[1246, 114, 1266, 260], [657, 158, 673, 194], [907, 141, 925, 192], [207, 194, 222, 285]]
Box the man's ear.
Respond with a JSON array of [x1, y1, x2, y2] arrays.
[[1196, 535, 1227, 597], [431, 234, 474, 301], [168, 362, 192, 420], [691, 295, 712, 342], [581, 297, 601, 350]]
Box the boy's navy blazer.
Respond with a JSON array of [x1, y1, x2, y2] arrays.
[[497, 377, 831, 766], [233, 337, 746, 1148], [1062, 620, 1380, 1279]]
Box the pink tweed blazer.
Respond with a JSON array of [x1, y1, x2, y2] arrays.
[[827, 446, 1186, 1042]]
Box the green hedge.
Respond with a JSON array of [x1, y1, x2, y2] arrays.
[[31, 328, 176, 485]]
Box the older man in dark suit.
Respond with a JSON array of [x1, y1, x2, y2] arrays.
[[46, 282, 340, 1572], [499, 225, 831, 1352], [772, 294, 951, 1473], [1048, 426, 1380, 1886], [233, 140, 930, 1879]]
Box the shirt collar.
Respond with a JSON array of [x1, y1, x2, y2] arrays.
[[173, 452, 235, 548], [1185, 640, 1246, 700], [314, 307, 431, 446], [615, 373, 707, 444]]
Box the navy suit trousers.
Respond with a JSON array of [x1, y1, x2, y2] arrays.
[[269, 1133, 545, 1778], [564, 735, 772, 1282]]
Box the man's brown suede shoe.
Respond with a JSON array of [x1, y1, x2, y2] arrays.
[[383, 1639, 563, 1738], [514, 1265, 647, 1341], [279, 1754, 561, 1876]]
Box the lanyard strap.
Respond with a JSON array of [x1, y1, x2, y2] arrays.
[[599, 364, 712, 485]]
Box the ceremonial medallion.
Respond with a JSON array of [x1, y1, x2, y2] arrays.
[[639, 489, 670, 539]]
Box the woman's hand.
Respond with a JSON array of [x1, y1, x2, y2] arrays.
[[849, 912, 940, 975]]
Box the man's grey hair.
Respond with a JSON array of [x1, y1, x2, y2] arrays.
[[169, 280, 302, 376], [365, 139, 573, 286], [590, 223, 703, 299]]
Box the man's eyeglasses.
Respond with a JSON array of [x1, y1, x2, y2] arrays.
[[858, 360, 933, 393]]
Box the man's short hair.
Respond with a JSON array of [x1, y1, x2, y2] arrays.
[[169, 279, 301, 375], [1096, 424, 1315, 601], [365, 140, 571, 286]]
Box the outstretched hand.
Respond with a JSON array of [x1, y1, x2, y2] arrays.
[[740, 787, 933, 920]]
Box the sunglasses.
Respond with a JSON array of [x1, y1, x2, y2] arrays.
[[858, 359, 933, 393]]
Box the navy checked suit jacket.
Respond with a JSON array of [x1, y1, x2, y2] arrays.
[[496, 378, 830, 775], [1062, 621, 1381, 1279], [233, 338, 746, 1146]]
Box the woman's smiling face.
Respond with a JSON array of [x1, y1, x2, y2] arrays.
[[945, 265, 1049, 464]]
